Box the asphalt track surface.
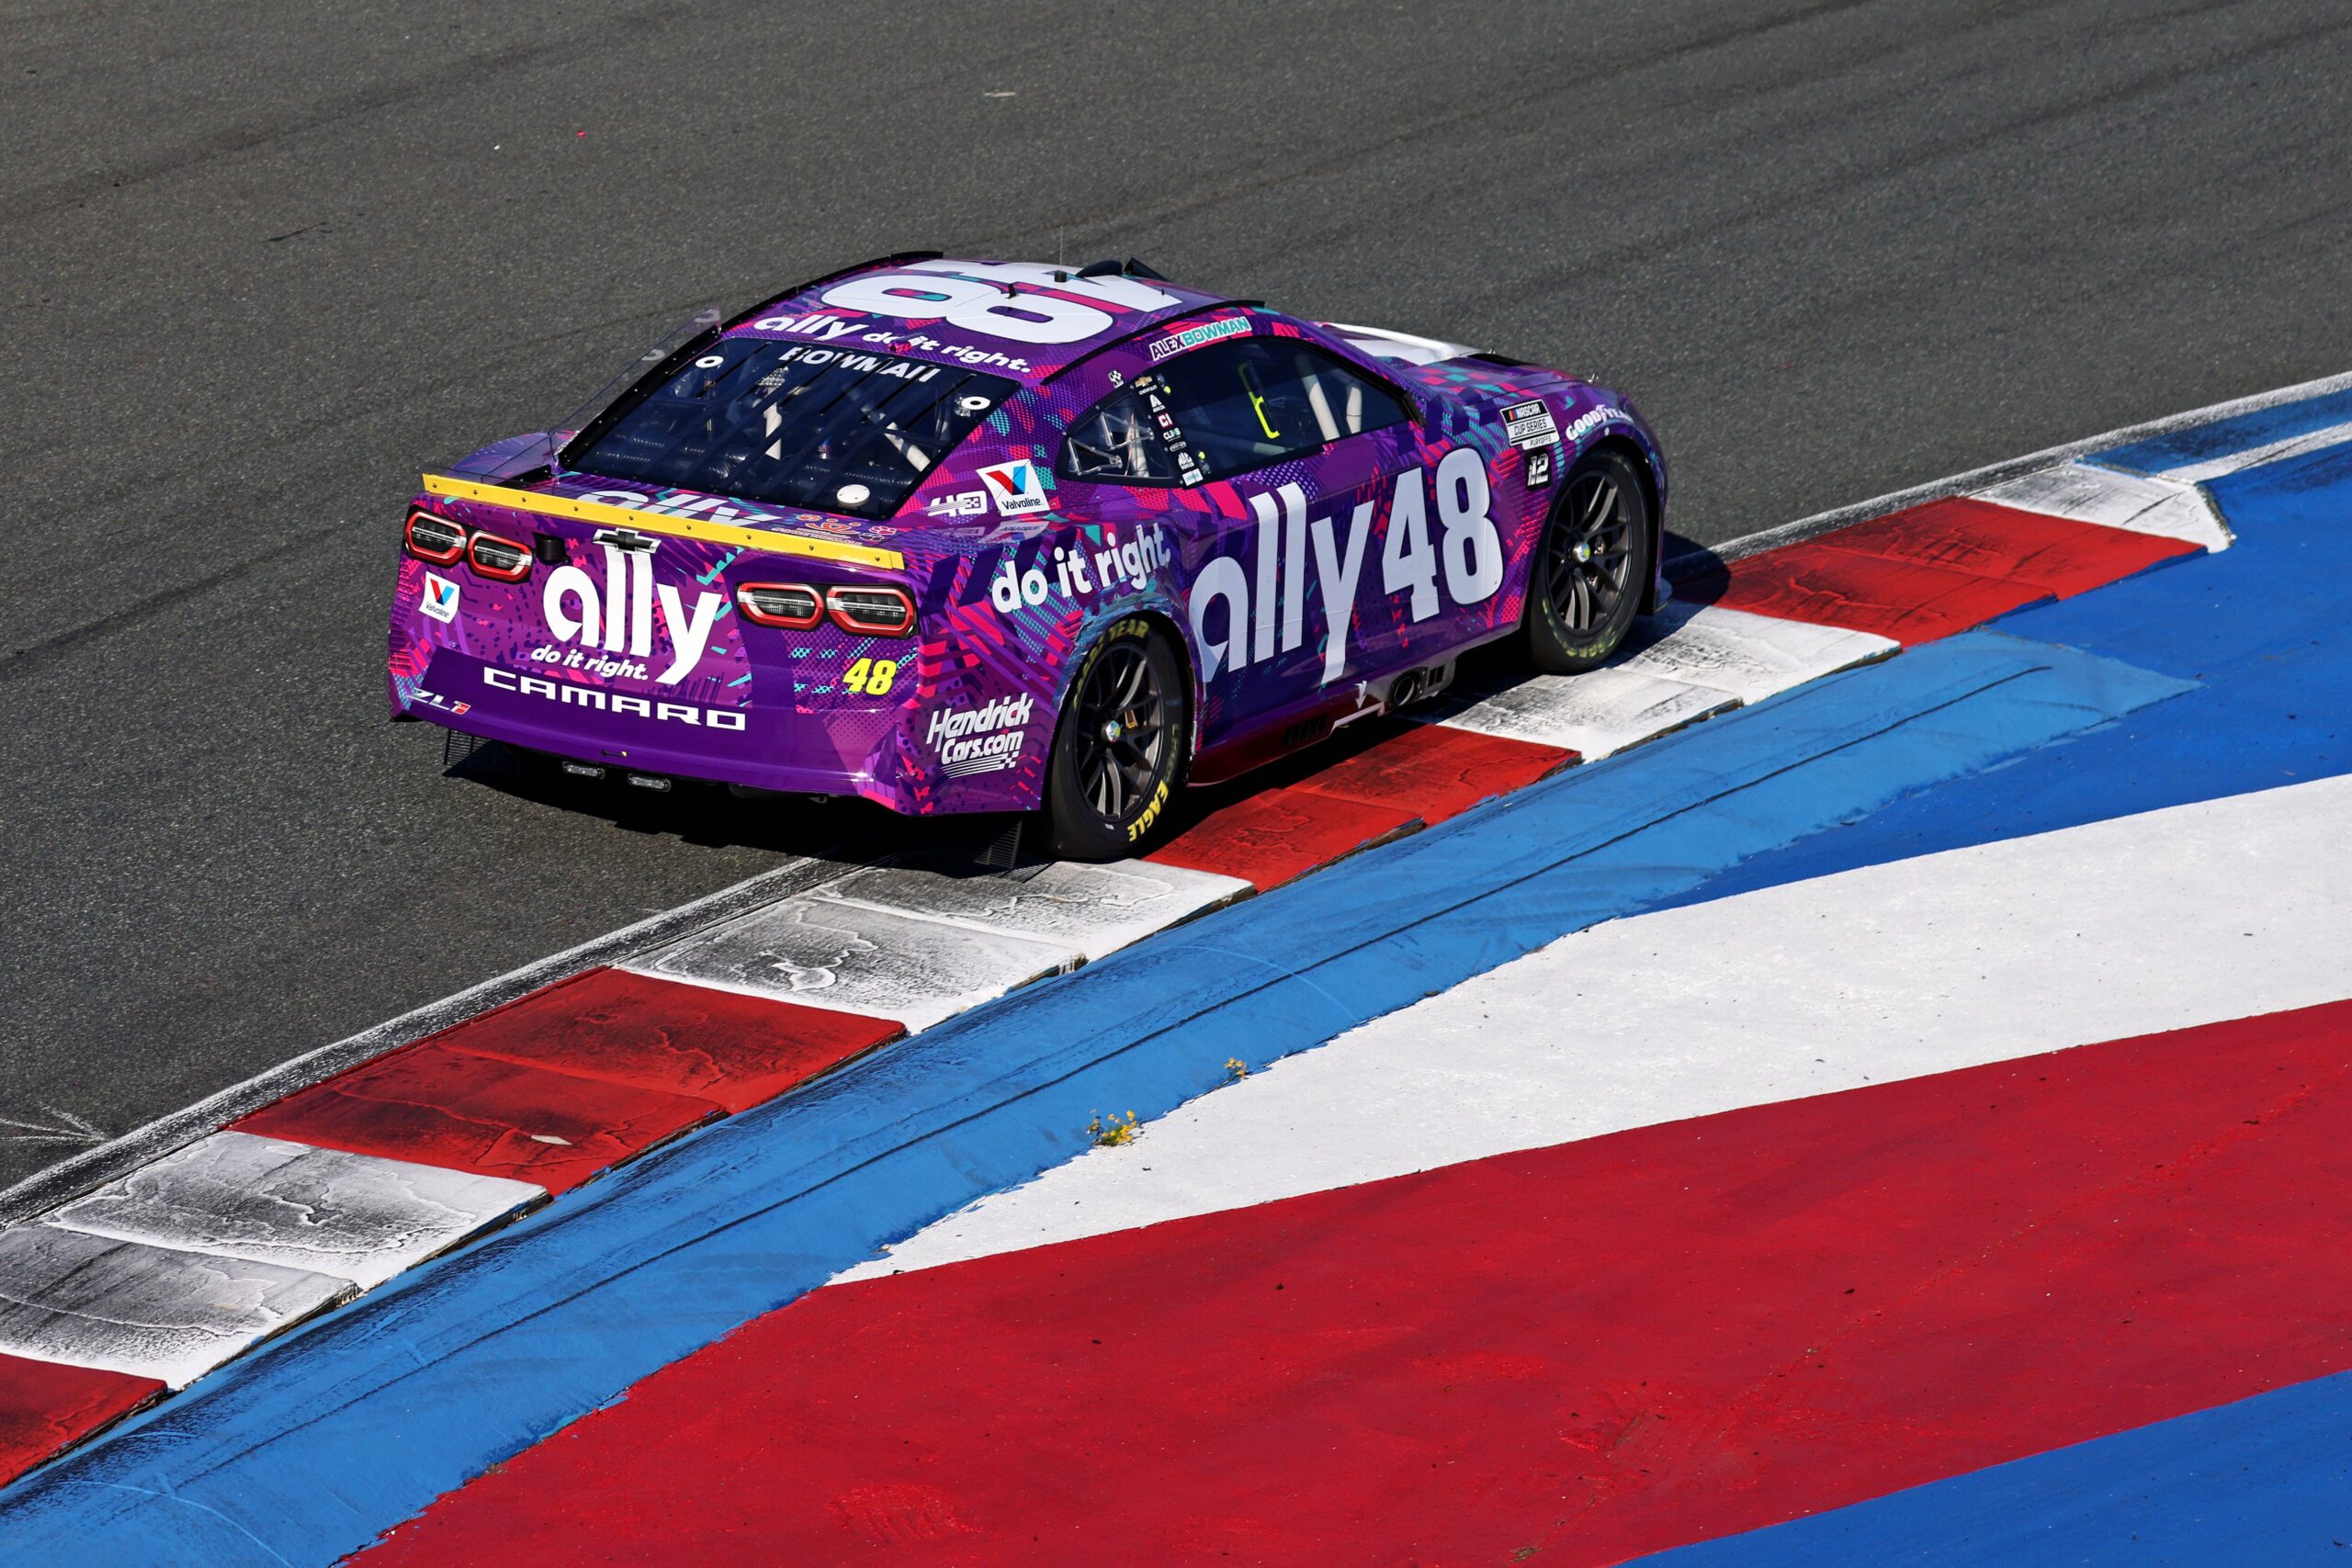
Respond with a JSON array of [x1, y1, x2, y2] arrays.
[[4, 0, 2348, 1201]]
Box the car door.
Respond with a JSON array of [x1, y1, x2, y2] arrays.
[[1058, 333, 1432, 752]]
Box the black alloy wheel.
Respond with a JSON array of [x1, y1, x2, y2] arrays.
[[1045, 618, 1187, 860], [1525, 447, 1655, 673]]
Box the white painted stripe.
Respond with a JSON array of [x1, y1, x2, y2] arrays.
[[824, 860, 1251, 964], [44, 1133, 544, 1292], [1971, 462, 2232, 553], [630, 892, 1080, 1031], [840, 774, 2352, 1280], [2154, 419, 2352, 483], [1429, 666, 1736, 759], [1615, 602, 1896, 705], [0, 1227, 352, 1388]]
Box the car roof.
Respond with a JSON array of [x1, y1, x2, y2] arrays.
[[720, 254, 1239, 383]]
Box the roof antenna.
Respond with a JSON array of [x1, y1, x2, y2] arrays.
[[1054, 226, 1067, 283]]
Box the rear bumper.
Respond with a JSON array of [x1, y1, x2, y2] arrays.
[[390, 650, 917, 807]]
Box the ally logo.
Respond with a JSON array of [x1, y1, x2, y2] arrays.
[[976, 458, 1051, 518], [541, 545, 724, 684], [421, 571, 461, 624]]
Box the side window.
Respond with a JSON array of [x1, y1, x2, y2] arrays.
[[1060, 336, 1411, 486]]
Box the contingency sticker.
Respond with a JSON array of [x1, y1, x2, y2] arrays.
[[1501, 400, 1559, 449]]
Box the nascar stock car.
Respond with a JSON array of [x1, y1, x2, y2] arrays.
[[388, 254, 1669, 859]]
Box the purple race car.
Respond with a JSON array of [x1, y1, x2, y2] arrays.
[[389, 254, 1668, 859]]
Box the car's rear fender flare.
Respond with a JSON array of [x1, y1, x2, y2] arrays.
[[1046, 601, 1201, 768]]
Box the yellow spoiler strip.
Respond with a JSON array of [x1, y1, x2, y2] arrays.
[[421, 474, 907, 572]]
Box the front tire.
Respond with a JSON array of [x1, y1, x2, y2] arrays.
[[1044, 616, 1187, 861], [1524, 448, 1654, 673]]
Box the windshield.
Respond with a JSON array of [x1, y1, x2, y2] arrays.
[[567, 337, 1016, 519]]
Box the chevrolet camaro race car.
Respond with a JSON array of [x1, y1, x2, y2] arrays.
[[388, 254, 1669, 859]]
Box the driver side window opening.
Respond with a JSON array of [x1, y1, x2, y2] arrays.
[[1060, 335, 1410, 486]]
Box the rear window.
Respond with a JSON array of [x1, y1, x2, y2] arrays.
[[570, 338, 1017, 519]]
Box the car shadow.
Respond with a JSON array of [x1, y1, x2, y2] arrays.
[[437, 738, 990, 863], [1662, 528, 1731, 609]]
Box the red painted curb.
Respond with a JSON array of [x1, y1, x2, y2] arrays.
[[413, 967, 904, 1115], [1713, 545, 2052, 643], [1147, 787, 1422, 889], [358, 1000, 2352, 1565], [232, 1042, 721, 1194], [1815, 497, 2199, 597], [1296, 725, 1576, 826], [0, 1354, 163, 1486]]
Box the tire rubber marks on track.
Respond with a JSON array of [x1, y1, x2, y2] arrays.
[[631, 897, 1080, 1032], [822, 861, 1250, 965], [0, 1228, 352, 1391], [1146, 789, 1423, 890], [1975, 462, 2231, 553], [1293, 725, 1575, 826], [232, 1042, 722, 1194], [1426, 601, 1894, 756], [47, 1133, 541, 1292], [399, 966, 903, 1115]]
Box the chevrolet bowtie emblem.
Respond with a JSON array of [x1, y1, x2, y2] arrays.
[[593, 526, 662, 553]]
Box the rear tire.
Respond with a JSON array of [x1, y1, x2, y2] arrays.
[[1524, 448, 1654, 674], [1044, 617, 1187, 862]]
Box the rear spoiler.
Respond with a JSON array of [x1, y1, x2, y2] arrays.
[[419, 473, 908, 572]]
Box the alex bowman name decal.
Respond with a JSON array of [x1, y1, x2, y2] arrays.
[[1148, 317, 1250, 362], [927, 693, 1034, 775]]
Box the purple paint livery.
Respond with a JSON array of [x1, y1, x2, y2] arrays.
[[387, 254, 1668, 844]]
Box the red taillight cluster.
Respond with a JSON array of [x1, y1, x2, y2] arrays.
[[735, 582, 824, 629], [466, 530, 532, 581], [403, 510, 467, 566], [405, 508, 533, 581], [736, 581, 916, 637]]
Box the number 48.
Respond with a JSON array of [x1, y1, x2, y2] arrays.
[[1381, 447, 1503, 621], [843, 657, 899, 696]]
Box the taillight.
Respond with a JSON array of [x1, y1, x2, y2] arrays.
[[467, 530, 532, 581], [827, 586, 917, 637], [405, 510, 466, 565], [736, 582, 824, 629]]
